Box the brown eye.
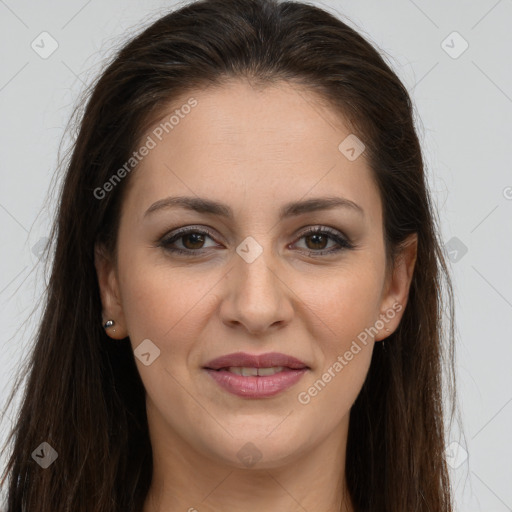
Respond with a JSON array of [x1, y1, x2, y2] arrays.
[[158, 227, 218, 256], [304, 232, 329, 251], [158, 225, 353, 258], [181, 232, 207, 250], [293, 227, 354, 256]]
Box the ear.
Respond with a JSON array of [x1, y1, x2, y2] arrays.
[[374, 233, 418, 341], [94, 243, 128, 340]]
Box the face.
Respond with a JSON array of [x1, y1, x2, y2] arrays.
[[95, 79, 416, 469]]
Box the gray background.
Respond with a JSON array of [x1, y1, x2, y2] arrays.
[[1, 0, 511, 510]]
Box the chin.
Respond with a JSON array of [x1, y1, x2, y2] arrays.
[[205, 430, 308, 470]]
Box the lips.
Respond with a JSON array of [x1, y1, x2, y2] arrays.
[[203, 352, 310, 398], [203, 351, 309, 371]]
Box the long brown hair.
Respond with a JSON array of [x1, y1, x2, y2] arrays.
[[1, 0, 458, 510]]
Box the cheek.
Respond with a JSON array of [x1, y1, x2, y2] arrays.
[[296, 261, 384, 343], [117, 263, 216, 412], [118, 257, 220, 356], [293, 271, 380, 427], [291, 260, 383, 398]]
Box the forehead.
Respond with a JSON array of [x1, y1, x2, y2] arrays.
[[143, 79, 353, 163], [123, 79, 381, 226]]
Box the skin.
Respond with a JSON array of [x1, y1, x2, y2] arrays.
[[95, 79, 417, 512]]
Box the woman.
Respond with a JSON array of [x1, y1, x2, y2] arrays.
[[1, 0, 457, 510]]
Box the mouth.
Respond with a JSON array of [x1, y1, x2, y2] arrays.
[[203, 352, 310, 398]]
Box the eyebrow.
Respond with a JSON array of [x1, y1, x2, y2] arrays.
[[144, 195, 364, 220]]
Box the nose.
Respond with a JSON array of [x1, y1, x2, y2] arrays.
[[219, 246, 294, 336]]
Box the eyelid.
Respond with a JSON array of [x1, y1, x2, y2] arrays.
[[293, 225, 354, 250], [158, 225, 220, 247], [157, 224, 354, 256], [159, 224, 350, 241], [295, 224, 350, 240]]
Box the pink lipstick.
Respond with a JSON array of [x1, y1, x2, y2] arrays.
[[203, 351, 309, 398]]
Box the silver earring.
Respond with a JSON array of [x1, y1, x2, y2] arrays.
[[384, 327, 390, 333], [104, 319, 115, 329]]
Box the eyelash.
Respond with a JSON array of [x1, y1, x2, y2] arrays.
[[157, 225, 354, 257]]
